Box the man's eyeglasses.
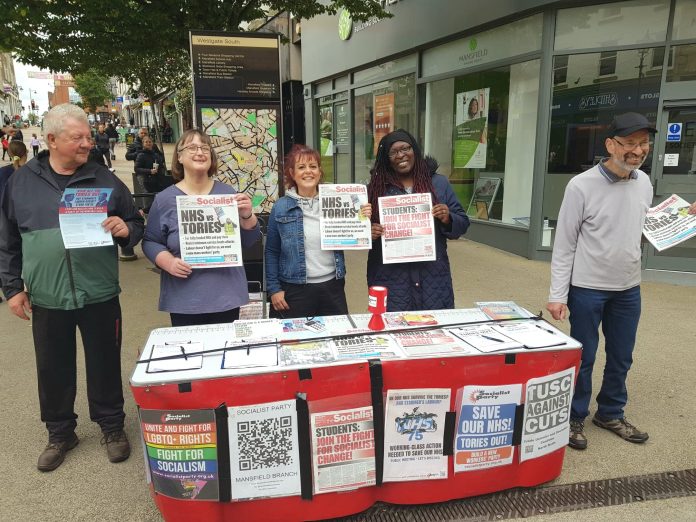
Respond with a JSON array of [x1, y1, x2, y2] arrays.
[[612, 138, 652, 151], [388, 145, 413, 159], [179, 144, 211, 154]]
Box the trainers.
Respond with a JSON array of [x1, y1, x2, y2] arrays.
[[592, 414, 649, 443], [37, 433, 79, 472], [101, 430, 131, 463], [568, 419, 587, 450], [119, 254, 138, 262]]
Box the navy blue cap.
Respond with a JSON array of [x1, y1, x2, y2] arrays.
[[607, 112, 657, 138]]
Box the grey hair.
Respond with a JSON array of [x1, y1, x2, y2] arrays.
[[43, 103, 89, 137]]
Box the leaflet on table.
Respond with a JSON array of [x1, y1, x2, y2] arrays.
[[147, 342, 206, 372], [381, 308, 489, 330], [278, 315, 356, 339], [58, 188, 113, 249], [232, 319, 282, 341], [222, 339, 278, 369], [491, 321, 567, 349], [520, 367, 574, 462], [332, 334, 405, 360], [311, 406, 375, 493], [379, 193, 436, 264], [643, 194, 696, 251], [318, 184, 371, 250], [383, 388, 450, 482], [279, 340, 337, 366], [454, 384, 521, 472], [140, 408, 219, 501], [447, 325, 522, 353], [176, 194, 243, 268], [476, 301, 531, 320], [392, 329, 478, 357], [228, 400, 301, 500]]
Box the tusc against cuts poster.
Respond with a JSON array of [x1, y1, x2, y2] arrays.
[[176, 194, 243, 268], [379, 193, 435, 264], [318, 184, 371, 250], [520, 368, 574, 462], [454, 385, 521, 472], [311, 406, 376, 494], [383, 388, 450, 482], [228, 400, 301, 500]]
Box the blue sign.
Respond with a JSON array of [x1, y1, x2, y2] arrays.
[[116, 96, 124, 103], [667, 122, 682, 142]]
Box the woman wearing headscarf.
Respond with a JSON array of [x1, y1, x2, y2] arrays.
[[367, 129, 469, 312]]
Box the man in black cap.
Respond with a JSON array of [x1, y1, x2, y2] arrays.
[[546, 112, 660, 450]]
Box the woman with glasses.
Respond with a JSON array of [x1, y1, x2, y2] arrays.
[[367, 129, 469, 312], [142, 130, 260, 326], [265, 144, 371, 319]]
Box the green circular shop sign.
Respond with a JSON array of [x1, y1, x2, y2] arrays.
[[338, 9, 353, 40], [469, 38, 477, 51]]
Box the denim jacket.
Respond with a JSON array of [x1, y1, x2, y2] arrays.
[[265, 194, 346, 296]]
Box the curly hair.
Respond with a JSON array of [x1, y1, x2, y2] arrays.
[[283, 144, 323, 189], [366, 129, 436, 223]]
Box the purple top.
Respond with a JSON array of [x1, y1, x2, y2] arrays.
[[142, 181, 261, 314]]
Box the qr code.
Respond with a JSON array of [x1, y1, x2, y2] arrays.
[[525, 445, 534, 453], [237, 416, 293, 471]]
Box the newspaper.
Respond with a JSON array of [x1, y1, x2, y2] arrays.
[[379, 193, 436, 264], [58, 188, 113, 248], [311, 406, 376, 493], [176, 194, 243, 268], [318, 184, 371, 250], [643, 194, 696, 251]]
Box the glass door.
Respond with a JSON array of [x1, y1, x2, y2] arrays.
[[333, 101, 351, 184], [645, 103, 696, 271]]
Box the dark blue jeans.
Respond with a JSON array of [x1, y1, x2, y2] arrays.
[[568, 285, 641, 421]]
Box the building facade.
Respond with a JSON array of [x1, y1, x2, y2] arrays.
[[0, 54, 22, 126], [300, 0, 696, 276]]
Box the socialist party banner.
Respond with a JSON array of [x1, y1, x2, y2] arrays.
[[520, 368, 574, 462], [454, 384, 521, 472], [139, 409, 219, 500], [311, 406, 376, 494], [176, 194, 243, 268], [318, 184, 371, 250], [383, 388, 450, 482], [379, 193, 435, 264], [228, 400, 301, 500]]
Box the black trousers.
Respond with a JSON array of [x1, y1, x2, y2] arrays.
[[270, 278, 348, 319], [170, 308, 240, 327], [32, 297, 125, 442]]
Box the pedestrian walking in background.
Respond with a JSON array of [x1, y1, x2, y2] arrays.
[[265, 144, 371, 319], [11, 127, 23, 142], [1, 135, 8, 160], [0, 140, 27, 201], [95, 124, 112, 169], [106, 123, 118, 160], [30, 133, 40, 157], [545, 112, 696, 451], [366, 129, 469, 312], [0, 103, 144, 472]]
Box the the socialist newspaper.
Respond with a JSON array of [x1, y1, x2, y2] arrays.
[[643, 194, 696, 251], [176, 194, 243, 268], [318, 184, 371, 250], [383, 389, 450, 482], [520, 368, 574, 462], [58, 188, 113, 248], [379, 193, 436, 264], [311, 406, 376, 493]]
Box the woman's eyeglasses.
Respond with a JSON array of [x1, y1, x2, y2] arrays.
[[388, 145, 413, 159], [179, 144, 211, 154]]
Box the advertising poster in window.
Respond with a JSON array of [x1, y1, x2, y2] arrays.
[[139, 409, 219, 501], [453, 88, 489, 169], [318, 184, 372, 250], [311, 406, 376, 494], [373, 92, 394, 155], [466, 176, 500, 219], [454, 385, 521, 472], [383, 388, 450, 482], [176, 194, 243, 268], [520, 368, 574, 462], [228, 400, 301, 500], [379, 193, 436, 264]]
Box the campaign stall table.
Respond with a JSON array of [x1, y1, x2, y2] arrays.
[[130, 308, 581, 522]]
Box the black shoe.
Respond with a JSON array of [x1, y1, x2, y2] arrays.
[[101, 430, 131, 463], [568, 419, 587, 450], [37, 433, 79, 472], [118, 254, 138, 262]]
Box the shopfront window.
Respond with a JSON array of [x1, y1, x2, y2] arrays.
[[666, 44, 696, 82], [420, 59, 540, 226], [543, 47, 662, 243], [353, 74, 416, 184]]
